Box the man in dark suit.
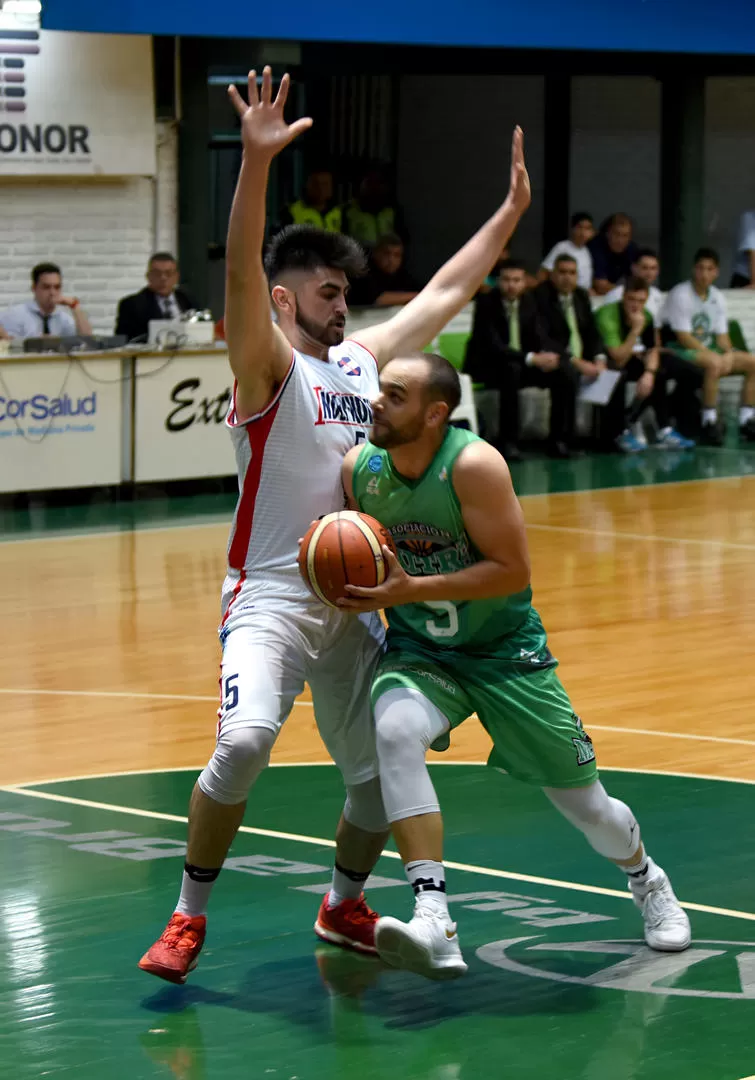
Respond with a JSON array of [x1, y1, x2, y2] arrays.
[[115, 253, 196, 343], [465, 259, 580, 459], [534, 252, 608, 374]]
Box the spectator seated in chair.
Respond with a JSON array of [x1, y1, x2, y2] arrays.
[[347, 233, 420, 308], [588, 212, 639, 296], [464, 259, 580, 461], [662, 247, 755, 446], [539, 211, 595, 292], [595, 277, 699, 453], [115, 253, 196, 344], [596, 247, 665, 325], [278, 169, 342, 234], [0, 262, 93, 340]]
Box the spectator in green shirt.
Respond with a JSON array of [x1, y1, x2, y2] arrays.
[[595, 277, 700, 452]]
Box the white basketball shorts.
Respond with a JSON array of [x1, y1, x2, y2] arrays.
[[217, 576, 385, 786]]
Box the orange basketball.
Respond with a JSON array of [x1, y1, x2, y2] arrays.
[[298, 510, 396, 608]]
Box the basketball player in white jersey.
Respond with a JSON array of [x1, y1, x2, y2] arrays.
[[139, 66, 531, 984]]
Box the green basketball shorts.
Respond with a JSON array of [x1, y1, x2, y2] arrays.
[[372, 647, 598, 789]]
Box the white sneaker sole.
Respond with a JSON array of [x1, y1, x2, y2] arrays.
[[313, 918, 378, 955], [375, 917, 468, 980]]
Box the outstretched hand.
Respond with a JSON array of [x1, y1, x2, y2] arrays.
[[228, 66, 313, 162], [507, 126, 531, 214]]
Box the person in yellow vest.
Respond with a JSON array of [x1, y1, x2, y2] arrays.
[[343, 167, 404, 249], [280, 169, 342, 233]]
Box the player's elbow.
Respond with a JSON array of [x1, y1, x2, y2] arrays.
[[501, 552, 531, 595]]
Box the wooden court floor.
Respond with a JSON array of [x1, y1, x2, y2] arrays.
[[2, 469, 754, 789]]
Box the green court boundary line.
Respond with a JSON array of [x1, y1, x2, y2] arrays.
[[2, 472, 753, 547], [1, 765, 754, 924]]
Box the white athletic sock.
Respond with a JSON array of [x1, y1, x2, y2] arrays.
[[624, 854, 661, 897], [327, 862, 369, 908], [175, 865, 220, 917], [740, 405, 754, 425], [406, 859, 449, 916], [702, 407, 717, 425]]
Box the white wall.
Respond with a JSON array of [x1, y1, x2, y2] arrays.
[[0, 120, 178, 336], [570, 76, 661, 250], [396, 75, 545, 280], [704, 77, 755, 281]]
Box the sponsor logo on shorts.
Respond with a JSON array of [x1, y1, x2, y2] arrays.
[[383, 662, 457, 695], [571, 713, 596, 766]]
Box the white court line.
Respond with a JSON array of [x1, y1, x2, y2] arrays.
[[527, 522, 755, 552], [5, 762, 755, 790], [0, 687, 751, 749], [2, 471, 752, 548], [1, 781, 753, 924]]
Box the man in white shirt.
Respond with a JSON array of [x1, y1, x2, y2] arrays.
[[539, 212, 594, 291], [663, 247, 755, 445], [0, 262, 93, 340], [597, 248, 665, 326], [731, 210, 755, 288]]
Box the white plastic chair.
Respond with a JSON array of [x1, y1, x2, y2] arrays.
[[450, 372, 479, 435]]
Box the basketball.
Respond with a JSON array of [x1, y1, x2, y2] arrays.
[[298, 510, 397, 608]]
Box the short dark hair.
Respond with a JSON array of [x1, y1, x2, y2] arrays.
[[498, 258, 527, 274], [264, 225, 367, 285], [624, 275, 650, 295], [694, 247, 720, 266], [570, 211, 593, 228], [32, 262, 61, 285], [602, 212, 633, 233], [374, 232, 403, 252], [634, 247, 658, 263], [149, 252, 177, 266], [419, 352, 462, 417], [554, 253, 578, 268]]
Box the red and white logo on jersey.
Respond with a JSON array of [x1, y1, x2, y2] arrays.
[[314, 386, 374, 427], [336, 357, 362, 377]]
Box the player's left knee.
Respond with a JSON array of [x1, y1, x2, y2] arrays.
[[343, 776, 389, 833]]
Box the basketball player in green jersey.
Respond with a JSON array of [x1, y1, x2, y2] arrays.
[[338, 352, 691, 979]]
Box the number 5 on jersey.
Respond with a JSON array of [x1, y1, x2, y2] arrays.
[[425, 601, 459, 639]]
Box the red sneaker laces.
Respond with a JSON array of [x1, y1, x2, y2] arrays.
[[162, 915, 202, 951]]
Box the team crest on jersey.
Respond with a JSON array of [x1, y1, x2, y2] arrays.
[[336, 357, 362, 377], [314, 387, 374, 427]]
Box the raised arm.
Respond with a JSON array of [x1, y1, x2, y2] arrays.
[[225, 68, 312, 418], [350, 128, 531, 367]]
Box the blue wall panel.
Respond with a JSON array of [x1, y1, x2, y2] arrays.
[[41, 0, 755, 55]]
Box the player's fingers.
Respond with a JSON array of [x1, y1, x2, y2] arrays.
[[260, 65, 273, 104], [247, 70, 259, 105], [274, 72, 290, 109], [512, 125, 524, 163], [228, 84, 247, 118], [343, 584, 375, 597], [288, 117, 314, 140]]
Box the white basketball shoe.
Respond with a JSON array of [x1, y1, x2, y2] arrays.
[[375, 906, 469, 980], [631, 867, 691, 952]]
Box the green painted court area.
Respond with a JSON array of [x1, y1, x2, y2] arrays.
[[1, 764, 753, 1080]]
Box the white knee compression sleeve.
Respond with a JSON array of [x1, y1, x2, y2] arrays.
[[198, 724, 277, 806], [343, 776, 389, 834], [544, 780, 640, 862], [374, 687, 450, 824]]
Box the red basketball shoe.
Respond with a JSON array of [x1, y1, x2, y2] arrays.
[[138, 913, 207, 984], [314, 894, 379, 955]]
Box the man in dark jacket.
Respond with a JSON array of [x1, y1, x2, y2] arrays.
[[115, 253, 196, 342], [465, 259, 580, 459]]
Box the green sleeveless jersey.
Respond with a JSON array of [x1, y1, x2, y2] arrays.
[[352, 427, 551, 662]]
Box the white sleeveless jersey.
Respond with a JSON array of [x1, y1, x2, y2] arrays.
[[222, 339, 378, 611]]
